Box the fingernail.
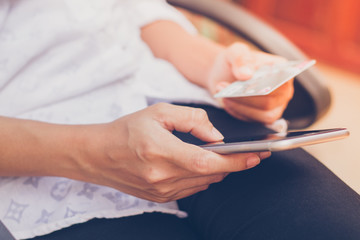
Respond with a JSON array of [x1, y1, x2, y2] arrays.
[[259, 151, 271, 159], [246, 156, 260, 169], [212, 127, 224, 140]]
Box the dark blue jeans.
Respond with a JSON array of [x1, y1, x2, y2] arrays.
[[29, 104, 360, 240]]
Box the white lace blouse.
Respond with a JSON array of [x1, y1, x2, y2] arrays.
[[0, 0, 216, 239]]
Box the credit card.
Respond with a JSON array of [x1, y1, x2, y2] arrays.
[[214, 59, 316, 98]]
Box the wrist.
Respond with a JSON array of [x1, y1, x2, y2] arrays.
[[179, 35, 224, 90], [141, 20, 224, 90], [65, 120, 131, 187], [58, 123, 110, 182]]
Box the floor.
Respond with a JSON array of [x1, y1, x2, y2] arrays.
[[303, 63, 360, 194]]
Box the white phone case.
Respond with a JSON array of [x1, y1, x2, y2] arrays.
[[200, 128, 349, 154]]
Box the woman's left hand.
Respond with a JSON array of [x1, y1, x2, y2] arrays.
[[206, 42, 294, 124]]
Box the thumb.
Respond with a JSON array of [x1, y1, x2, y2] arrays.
[[215, 81, 230, 93], [234, 65, 256, 80], [225, 43, 256, 81], [156, 104, 224, 143]]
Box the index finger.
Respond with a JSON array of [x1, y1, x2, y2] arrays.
[[152, 103, 224, 142]]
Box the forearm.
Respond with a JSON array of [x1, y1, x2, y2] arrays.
[[0, 116, 92, 178], [141, 20, 223, 89]]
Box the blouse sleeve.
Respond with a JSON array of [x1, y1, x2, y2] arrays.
[[124, 0, 197, 34]]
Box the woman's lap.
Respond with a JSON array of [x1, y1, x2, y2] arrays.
[[29, 104, 360, 240], [177, 104, 360, 240], [30, 149, 360, 240], [178, 148, 360, 240]]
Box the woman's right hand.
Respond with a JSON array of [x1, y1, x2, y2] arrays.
[[74, 103, 270, 202]]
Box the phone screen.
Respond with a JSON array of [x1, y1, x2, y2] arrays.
[[199, 128, 349, 154], [218, 129, 331, 144]]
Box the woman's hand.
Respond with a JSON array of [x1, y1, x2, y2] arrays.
[[76, 103, 270, 202], [206, 43, 294, 124], [141, 21, 293, 124], [0, 103, 270, 203]]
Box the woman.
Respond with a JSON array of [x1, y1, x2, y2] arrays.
[[0, 0, 359, 239]]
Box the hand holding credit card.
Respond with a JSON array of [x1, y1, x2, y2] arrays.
[[214, 59, 316, 98]]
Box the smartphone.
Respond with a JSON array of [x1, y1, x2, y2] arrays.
[[200, 128, 349, 154]]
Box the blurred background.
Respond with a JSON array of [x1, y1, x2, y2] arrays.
[[178, 0, 360, 194], [236, 0, 360, 195], [237, 0, 360, 74]]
